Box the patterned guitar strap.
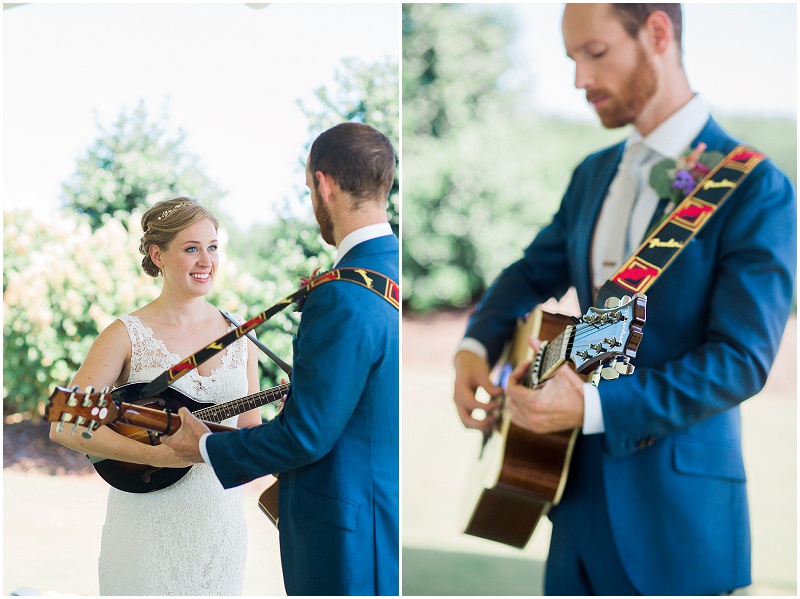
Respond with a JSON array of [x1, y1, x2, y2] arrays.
[[595, 145, 764, 307], [138, 267, 399, 400]]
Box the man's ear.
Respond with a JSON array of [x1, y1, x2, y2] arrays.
[[644, 10, 673, 55], [315, 171, 338, 203]]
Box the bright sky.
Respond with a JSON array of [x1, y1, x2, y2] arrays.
[[3, 2, 400, 228], [4, 3, 796, 230]]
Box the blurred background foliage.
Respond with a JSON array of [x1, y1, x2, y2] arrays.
[[402, 3, 797, 313], [3, 56, 398, 418]]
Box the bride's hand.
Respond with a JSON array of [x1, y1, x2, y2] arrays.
[[152, 443, 193, 468]]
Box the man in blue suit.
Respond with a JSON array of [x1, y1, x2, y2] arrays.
[[164, 123, 399, 595], [453, 4, 795, 595]]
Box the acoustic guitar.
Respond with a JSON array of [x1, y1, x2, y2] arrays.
[[46, 381, 287, 493], [461, 294, 646, 548]]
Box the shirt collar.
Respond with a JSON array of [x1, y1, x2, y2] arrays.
[[333, 222, 393, 267], [630, 94, 709, 159]]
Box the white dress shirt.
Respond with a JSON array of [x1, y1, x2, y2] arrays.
[[333, 222, 394, 267], [459, 94, 710, 435]]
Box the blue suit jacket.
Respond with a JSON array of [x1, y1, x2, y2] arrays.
[[207, 234, 399, 596], [465, 118, 796, 594]]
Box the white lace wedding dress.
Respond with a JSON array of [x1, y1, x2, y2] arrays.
[[98, 314, 249, 596]]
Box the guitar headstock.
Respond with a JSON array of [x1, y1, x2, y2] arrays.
[[569, 293, 646, 383], [46, 386, 120, 438]]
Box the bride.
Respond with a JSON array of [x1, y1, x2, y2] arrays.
[[50, 197, 262, 595]]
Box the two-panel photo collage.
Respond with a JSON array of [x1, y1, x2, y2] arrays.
[[3, 2, 797, 597]]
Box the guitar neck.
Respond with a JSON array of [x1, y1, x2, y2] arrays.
[[191, 383, 289, 423], [526, 326, 572, 386], [114, 403, 237, 435]]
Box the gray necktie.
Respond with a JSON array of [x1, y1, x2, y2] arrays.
[[594, 141, 651, 287]]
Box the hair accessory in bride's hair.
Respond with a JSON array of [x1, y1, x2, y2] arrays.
[[156, 201, 191, 221]]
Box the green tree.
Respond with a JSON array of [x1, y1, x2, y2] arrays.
[[400, 6, 638, 312], [61, 100, 226, 232], [3, 211, 160, 415], [403, 4, 566, 312]]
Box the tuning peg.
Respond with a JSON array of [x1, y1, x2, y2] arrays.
[[56, 412, 72, 433], [601, 360, 620, 380], [81, 420, 97, 440], [70, 415, 88, 436], [614, 358, 635, 376], [81, 386, 95, 408], [98, 387, 110, 408], [591, 366, 602, 387], [604, 297, 621, 308]]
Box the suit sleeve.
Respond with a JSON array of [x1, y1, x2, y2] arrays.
[[600, 160, 796, 457], [206, 283, 375, 488]]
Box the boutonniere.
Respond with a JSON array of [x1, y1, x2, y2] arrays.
[[296, 267, 333, 312], [295, 267, 323, 311], [299, 266, 323, 288], [649, 142, 725, 209]]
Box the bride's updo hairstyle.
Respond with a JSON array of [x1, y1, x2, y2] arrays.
[[139, 197, 220, 277]]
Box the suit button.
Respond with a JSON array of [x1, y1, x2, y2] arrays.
[[636, 436, 656, 449]]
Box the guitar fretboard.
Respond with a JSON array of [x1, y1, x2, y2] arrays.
[[525, 327, 573, 387], [193, 383, 289, 423]]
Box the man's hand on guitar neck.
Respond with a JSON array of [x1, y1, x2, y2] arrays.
[[505, 336, 585, 434], [453, 350, 503, 434], [161, 408, 211, 464]]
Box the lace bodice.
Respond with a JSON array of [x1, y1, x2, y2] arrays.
[[122, 314, 249, 410], [98, 313, 251, 596]]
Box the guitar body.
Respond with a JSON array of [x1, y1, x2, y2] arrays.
[[462, 310, 580, 548], [91, 383, 219, 494], [257, 478, 280, 527], [48, 377, 287, 495], [462, 295, 646, 548]]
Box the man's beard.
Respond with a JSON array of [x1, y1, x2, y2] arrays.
[[590, 42, 657, 129], [314, 193, 335, 246]]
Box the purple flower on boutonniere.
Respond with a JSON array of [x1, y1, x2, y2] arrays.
[[649, 143, 725, 206], [670, 170, 696, 196], [643, 143, 726, 237]]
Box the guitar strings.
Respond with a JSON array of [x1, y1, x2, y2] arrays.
[[193, 384, 288, 423]]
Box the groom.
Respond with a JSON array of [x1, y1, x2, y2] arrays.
[[452, 4, 795, 595], [163, 122, 399, 596]]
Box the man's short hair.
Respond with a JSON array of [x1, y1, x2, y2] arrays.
[[610, 3, 683, 54], [308, 122, 396, 206]]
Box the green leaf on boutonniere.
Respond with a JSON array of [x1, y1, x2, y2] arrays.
[[648, 157, 677, 198], [698, 150, 725, 170]]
